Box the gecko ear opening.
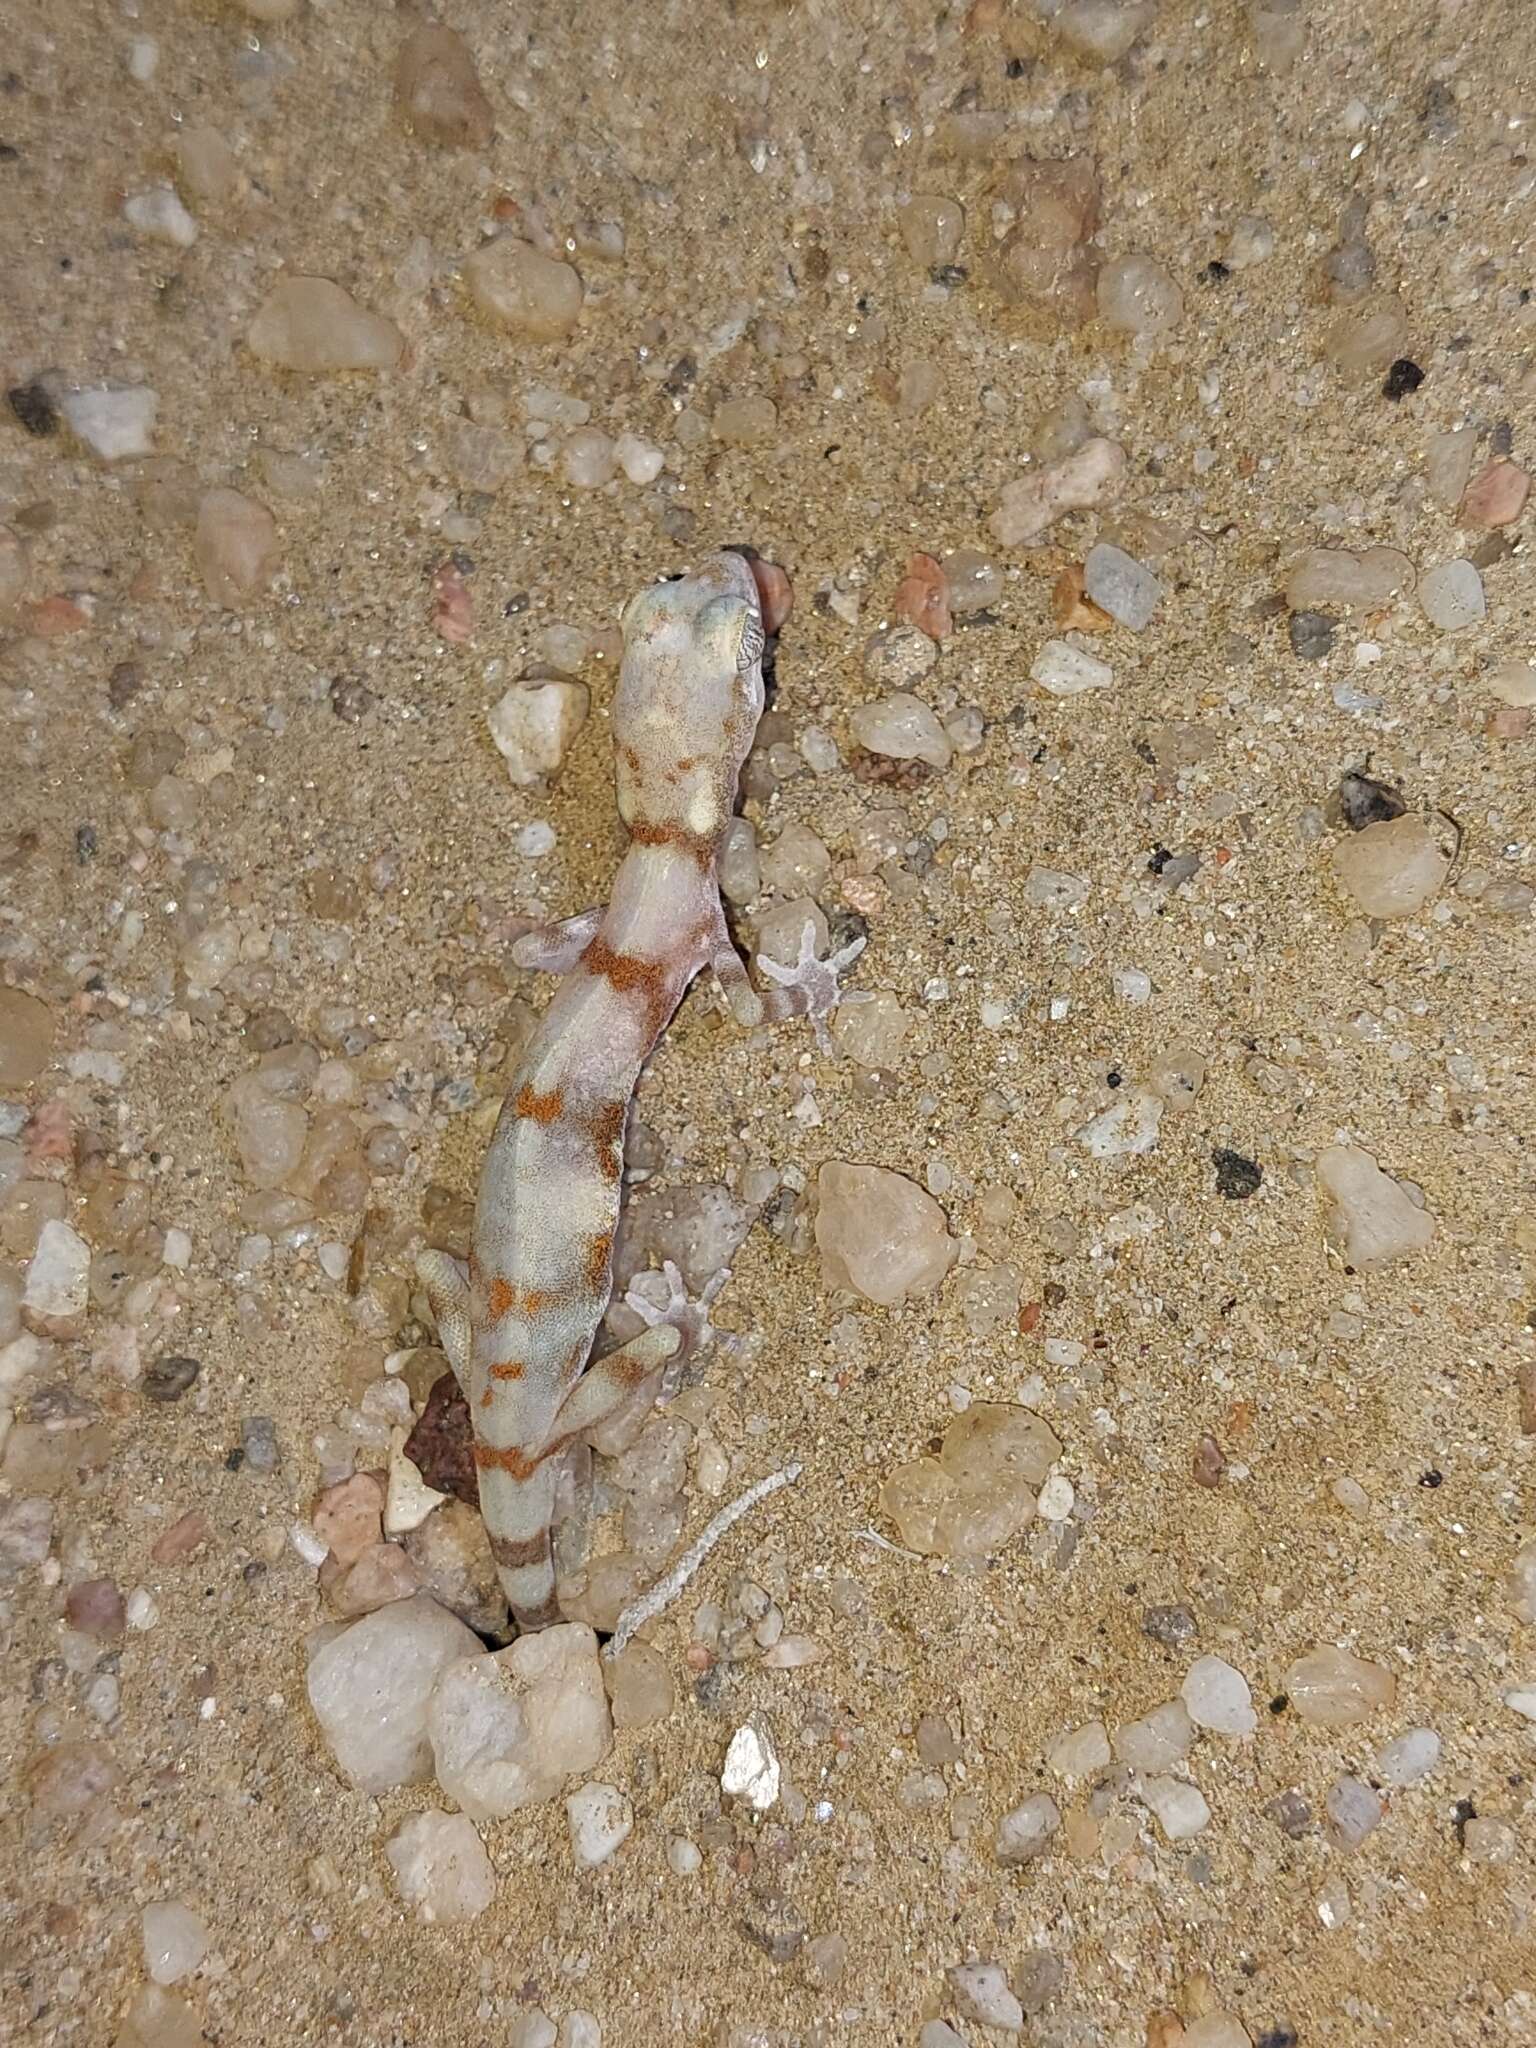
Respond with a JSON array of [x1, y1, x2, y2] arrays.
[[696, 594, 763, 672]]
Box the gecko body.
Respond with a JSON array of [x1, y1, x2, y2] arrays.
[[420, 550, 859, 1630]]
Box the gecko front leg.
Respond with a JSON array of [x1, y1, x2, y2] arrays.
[[416, 1249, 473, 1389], [509, 906, 603, 975]]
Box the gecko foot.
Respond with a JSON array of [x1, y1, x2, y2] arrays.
[[624, 1260, 730, 1395], [755, 920, 868, 1054]]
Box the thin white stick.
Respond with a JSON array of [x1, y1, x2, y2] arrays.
[[603, 1461, 804, 1658]]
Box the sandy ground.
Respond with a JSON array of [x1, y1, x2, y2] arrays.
[[2, 0, 1536, 2042]]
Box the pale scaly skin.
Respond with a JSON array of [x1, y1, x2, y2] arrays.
[[418, 550, 861, 1630]]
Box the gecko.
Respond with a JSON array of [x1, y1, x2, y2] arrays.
[[418, 548, 863, 1631]]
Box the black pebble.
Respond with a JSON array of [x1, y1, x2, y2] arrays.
[[1202, 260, 1231, 284], [1257, 2031, 1300, 2048], [1141, 1602, 1197, 1649], [1212, 1147, 1263, 1200], [74, 823, 97, 862], [1334, 771, 1406, 830], [142, 1354, 202, 1403], [7, 381, 58, 437], [1288, 610, 1335, 660], [1382, 357, 1425, 401]]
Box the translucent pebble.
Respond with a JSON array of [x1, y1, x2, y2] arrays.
[[1284, 1645, 1396, 1726], [606, 1642, 676, 1728], [306, 1592, 482, 1793], [989, 155, 1101, 334], [173, 125, 239, 206], [943, 548, 1004, 613], [567, 1782, 633, 1867], [142, 1902, 209, 1985], [181, 922, 240, 991], [1097, 254, 1185, 336], [1418, 559, 1485, 632], [831, 990, 910, 1070], [816, 1162, 955, 1305], [194, 489, 280, 609], [1464, 1816, 1516, 1865], [896, 192, 965, 268], [1181, 1654, 1257, 1736], [1225, 215, 1276, 268], [561, 429, 616, 488], [1053, 0, 1157, 61], [1113, 1699, 1195, 1773], [1325, 304, 1409, 373], [1285, 545, 1413, 613], [1184, 2018, 1250, 2048], [1047, 1720, 1110, 1778], [465, 239, 584, 340], [949, 1960, 1025, 2031], [1083, 542, 1162, 628], [1076, 1089, 1162, 1160], [117, 1986, 202, 2048], [712, 396, 778, 445], [393, 23, 493, 150], [1030, 638, 1114, 696], [386, 1810, 494, 1921], [1024, 866, 1089, 911], [246, 277, 404, 373], [993, 1791, 1061, 1865], [1140, 1774, 1211, 1841], [1316, 1145, 1434, 1268], [427, 1624, 611, 1817], [759, 822, 831, 898], [1325, 1774, 1382, 1849], [1424, 426, 1475, 508], [487, 680, 589, 786], [990, 438, 1125, 547], [881, 1402, 1060, 1559], [124, 185, 197, 247], [1374, 1726, 1441, 1786], [442, 420, 521, 492], [1331, 815, 1449, 918], [614, 432, 664, 484], [1113, 967, 1152, 1004], [58, 384, 158, 460], [22, 1219, 90, 1319], [1487, 661, 1536, 708], [921, 2025, 970, 2048], [849, 691, 951, 770]]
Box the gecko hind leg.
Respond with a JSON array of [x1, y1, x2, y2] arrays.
[[510, 906, 602, 974], [416, 1249, 473, 1391], [538, 1323, 682, 1456]]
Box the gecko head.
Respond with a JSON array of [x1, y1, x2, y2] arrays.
[[612, 550, 769, 844]]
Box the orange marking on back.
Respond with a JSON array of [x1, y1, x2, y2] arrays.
[[589, 1099, 625, 1183], [473, 1442, 541, 1479], [488, 1360, 525, 1381], [486, 1275, 516, 1319], [627, 819, 714, 868], [514, 1082, 564, 1124], [479, 1389, 493, 1408], [585, 1231, 614, 1292]]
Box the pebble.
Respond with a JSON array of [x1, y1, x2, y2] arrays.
[[1140, 1774, 1212, 1842], [1374, 1727, 1441, 1786], [605, 1641, 676, 1726], [994, 1791, 1061, 1864], [1097, 255, 1184, 336], [1114, 1699, 1195, 1772], [1183, 2021, 1250, 2048], [1325, 1774, 1383, 1850], [815, 1162, 955, 1304], [1024, 866, 1089, 912], [1504, 1686, 1536, 1722], [1464, 1816, 1516, 1865], [1083, 542, 1162, 628], [1030, 638, 1114, 696], [0, 1494, 53, 1572], [1224, 216, 1276, 268], [944, 548, 1004, 613], [1284, 1645, 1395, 1727], [465, 239, 584, 340], [713, 395, 778, 445], [1076, 1089, 1163, 1159], [393, 23, 494, 149], [22, 1219, 89, 1320], [990, 155, 1101, 333], [58, 384, 158, 460], [194, 489, 280, 608], [142, 1902, 208, 1985], [1053, 0, 1157, 62], [1285, 545, 1413, 612], [566, 1782, 632, 1868], [862, 623, 940, 688], [385, 1434, 447, 1536], [247, 277, 403, 373], [881, 1402, 1060, 1558], [313, 1472, 385, 1567], [0, 986, 56, 1087], [1418, 559, 1485, 632], [721, 1715, 781, 1811], [173, 126, 239, 207], [613, 432, 664, 485], [1331, 814, 1449, 918], [990, 438, 1126, 547], [1325, 304, 1409, 373], [1316, 1144, 1435, 1268], [1181, 1655, 1257, 1736], [892, 553, 953, 640], [1462, 457, 1530, 527], [116, 1987, 201, 2048], [427, 1622, 612, 1818], [1288, 610, 1335, 660], [1487, 660, 1536, 708], [124, 185, 197, 247], [897, 193, 965, 268], [920, 2026, 969, 2048], [1425, 426, 1476, 507], [948, 1960, 1024, 2032], [66, 1577, 125, 1638], [386, 1810, 495, 1921], [306, 1592, 482, 1792], [1047, 1719, 1110, 1778], [487, 680, 590, 786]]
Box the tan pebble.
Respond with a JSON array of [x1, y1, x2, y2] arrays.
[[1052, 562, 1113, 631], [246, 276, 403, 374], [433, 561, 474, 644], [394, 23, 494, 150], [464, 238, 583, 340], [1484, 705, 1530, 741], [312, 1471, 385, 1567], [1461, 457, 1530, 528], [150, 1511, 210, 1566], [194, 489, 279, 608], [892, 552, 953, 640]]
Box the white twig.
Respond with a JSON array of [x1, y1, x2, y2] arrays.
[[603, 1461, 804, 1659]]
